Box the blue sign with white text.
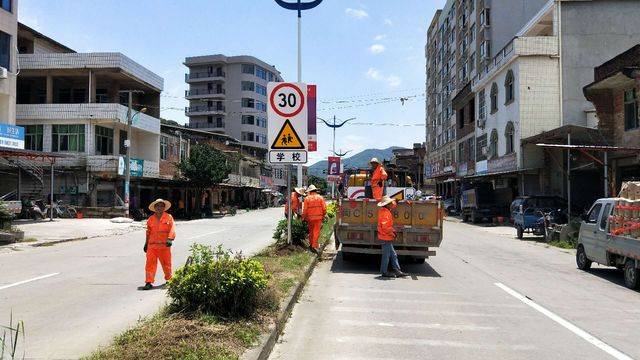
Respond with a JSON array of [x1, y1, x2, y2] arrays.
[[0, 124, 25, 149]]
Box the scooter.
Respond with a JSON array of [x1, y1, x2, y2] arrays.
[[21, 199, 45, 220]]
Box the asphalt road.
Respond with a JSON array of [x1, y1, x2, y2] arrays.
[[270, 219, 640, 360], [0, 207, 282, 359]]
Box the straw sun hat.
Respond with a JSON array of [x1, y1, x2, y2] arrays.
[[148, 198, 171, 212]]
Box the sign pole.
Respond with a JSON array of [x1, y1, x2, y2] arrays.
[[287, 166, 292, 245], [296, 6, 303, 189]]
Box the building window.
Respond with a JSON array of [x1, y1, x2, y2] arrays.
[[119, 130, 127, 155], [242, 115, 255, 125], [242, 98, 255, 108], [476, 134, 487, 161], [241, 132, 255, 142], [490, 83, 498, 113], [256, 133, 267, 144], [242, 64, 254, 74], [489, 129, 498, 158], [207, 115, 213, 124], [0, 31, 10, 71], [624, 89, 639, 131], [95, 126, 114, 155], [256, 100, 267, 111], [160, 136, 168, 160], [467, 137, 475, 161], [255, 66, 267, 80], [216, 117, 224, 127], [458, 142, 465, 162], [505, 121, 515, 154], [458, 108, 465, 129], [255, 84, 267, 96], [480, 40, 490, 59], [257, 117, 267, 128], [241, 81, 254, 91], [469, 52, 475, 72], [480, 8, 490, 27], [180, 140, 188, 160], [505, 70, 515, 104], [478, 89, 486, 120], [1, 0, 11, 12], [24, 125, 43, 151], [52, 124, 85, 152]]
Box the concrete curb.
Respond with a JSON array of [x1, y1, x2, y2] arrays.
[[241, 233, 333, 360], [30, 236, 89, 247]]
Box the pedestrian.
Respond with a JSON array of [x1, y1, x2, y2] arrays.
[[377, 195, 408, 278], [302, 185, 326, 253], [285, 187, 305, 218], [370, 157, 388, 201], [142, 198, 176, 290]]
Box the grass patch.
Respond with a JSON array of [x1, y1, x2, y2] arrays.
[[86, 218, 336, 360], [548, 239, 576, 249], [20, 237, 38, 243]]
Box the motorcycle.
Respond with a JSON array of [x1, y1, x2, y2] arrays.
[[535, 208, 569, 241], [20, 199, 45, 220]]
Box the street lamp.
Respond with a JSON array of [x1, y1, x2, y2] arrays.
[[318, 116, 355, 155], [123, 105, 146, 217]]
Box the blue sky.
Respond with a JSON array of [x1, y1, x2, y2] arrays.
[[19, 0, 444, 165]]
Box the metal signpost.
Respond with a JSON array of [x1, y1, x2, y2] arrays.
[[268, 82, 309, 244]]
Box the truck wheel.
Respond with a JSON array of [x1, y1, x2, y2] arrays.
[[576, 245, 591, 270], [623, 259, 639, 290], [516, 226, 524, 240], [462, 214, 469, 222], [413, 257, 426, 264]]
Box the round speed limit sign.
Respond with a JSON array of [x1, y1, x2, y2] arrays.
[[269, 83, 305, 118]]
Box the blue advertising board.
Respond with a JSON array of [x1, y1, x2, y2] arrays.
[[0, 124, 25, 149]]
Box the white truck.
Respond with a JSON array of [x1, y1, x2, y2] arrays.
[[576, 198, 640, 290]]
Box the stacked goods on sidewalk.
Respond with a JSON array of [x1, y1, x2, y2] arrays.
[[611, 182, 640, 239]]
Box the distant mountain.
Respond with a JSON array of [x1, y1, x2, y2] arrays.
[[308, 147, 404, 178]]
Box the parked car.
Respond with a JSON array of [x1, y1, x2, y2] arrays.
[[443, 198, 456, 215], [510, 196, 566, 223]]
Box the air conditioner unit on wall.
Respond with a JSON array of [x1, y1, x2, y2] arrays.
[[481, 146, 488, 156], [0, 67, 8, 79]]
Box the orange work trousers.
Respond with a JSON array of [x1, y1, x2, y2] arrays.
[[145, 247, 172, 284], [308, 220, 323, 249], [372, 185, 384, 201]]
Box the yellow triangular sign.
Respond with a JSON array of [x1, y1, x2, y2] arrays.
[[390, 190, 404, 201], [271, 119, 305, 149]]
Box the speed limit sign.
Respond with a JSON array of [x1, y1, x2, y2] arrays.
[[267, 82, 308, 164]]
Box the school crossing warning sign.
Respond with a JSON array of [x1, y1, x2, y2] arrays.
[[271, 119, 305, 149], [267, 82, 309, 164]]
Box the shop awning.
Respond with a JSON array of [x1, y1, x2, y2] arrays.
[[464, 168, 539, 179], [521, 124, 608, 146]]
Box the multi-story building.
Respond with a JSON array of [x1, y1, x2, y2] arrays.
[[0, 0, 17, 125], [11, 23, 164, 209], [184, 54, 283, 154]]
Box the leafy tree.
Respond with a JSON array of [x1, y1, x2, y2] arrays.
[[177, 144, 233, 214], [307, 175, 328, 194]]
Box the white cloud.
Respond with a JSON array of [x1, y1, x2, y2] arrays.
[[373, 34, 386, 41], [384, 18, 393, 26], [365, 67, 402, 88], [369, 44, 386, 54], [345, 8, 369, 19]]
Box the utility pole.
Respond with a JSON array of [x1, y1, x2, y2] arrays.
[[275, 0, 323, 245], [119, 89, 144, 217]]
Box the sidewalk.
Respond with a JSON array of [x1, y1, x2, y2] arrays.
[[9, 218, 146, 247]]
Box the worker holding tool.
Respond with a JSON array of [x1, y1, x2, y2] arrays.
[[142, 198, 175, 290], [370, 157, 388, 201], [302, 185, 326, 253], [377, 195, 408, 278]]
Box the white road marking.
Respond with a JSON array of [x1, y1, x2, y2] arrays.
[[0, 273, 60, 291], [344, 287, 458, 296], [495, 282, 634, 360], [338, 319, 497, 331], [186, 229, 226, 240], [331, 306, 532, 318], [335, 335, 535, 351], [335, 296, 524, 308]]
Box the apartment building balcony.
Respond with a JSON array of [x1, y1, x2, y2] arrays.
[[186, 122, 226, 131], [16, 103, 161, 134], [472, 36, 558, 90], [185, 105, 226, 116], [185, 71, 226, 83], [185, 88, 226, 100]]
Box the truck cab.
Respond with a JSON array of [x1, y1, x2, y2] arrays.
[[577, 198, 640, 289]]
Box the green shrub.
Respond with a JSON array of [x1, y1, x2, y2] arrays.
[[326, 202, 338, 219], [168, 244, 269, 318], [272, 217, 308, 246]]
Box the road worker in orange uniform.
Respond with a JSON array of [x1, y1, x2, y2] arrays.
[[285, 187, 305, 218], [370, 157, 388, 201], [302, 185, 326, 253], [377, 195, 408, 278], [142, 199, 176, 290]]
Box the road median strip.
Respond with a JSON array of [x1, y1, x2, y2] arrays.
[[85, 217, 335, 360]]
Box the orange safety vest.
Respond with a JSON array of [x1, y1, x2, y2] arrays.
[[377, 207, 396, 241], [146, 212, 176, 249], [371, 165, 388, 200], [302, 193, 326, 221], [285, 192, 301, 214]]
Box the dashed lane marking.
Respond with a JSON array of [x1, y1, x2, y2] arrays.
[[495, 282, 634, 360], [0, 272, 60, 291], [335, 296, 525, 308], [334, 335, 535, 351], [338, 319, 497, 331], [186, 229, 226, 240], [331, 306, 533, 318]]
